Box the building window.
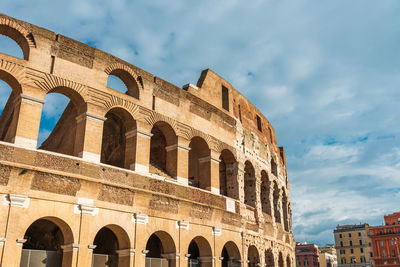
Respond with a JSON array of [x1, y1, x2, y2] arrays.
[[350, 241, 353, 246], [398, 217, 400, 225], [349, 233, 352, 237], [383, 249, 386, 258], [350, 249, 354, 254], [340, 250, 345, 255], [341, 258, 346, 264], [350, 257, 356, 263], [392, 249, 396, 257], [379, 230, 383, 235], [391, 241, 394, 245], [256, 115, 262, 132], [370, 252, 373, 257], [381, 241, 384, 247], [340, 241, 343, 247], [339, 234, 342, 238], [359, 240, 362, 245], [367, 231, 370, 236], [304, 259, 309, 266], [222, 85, 229, 111], [360, 256, 366, 263], [389, 229, 392, 233], [360, 248, 364, 253], [358, 232, 361, 237]]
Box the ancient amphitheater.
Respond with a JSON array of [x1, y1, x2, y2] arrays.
[[0, 14, 295, 267]]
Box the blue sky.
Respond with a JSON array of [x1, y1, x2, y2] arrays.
[[1, 1, 400, 246]]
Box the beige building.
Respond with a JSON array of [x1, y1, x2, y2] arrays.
[[319, 245, 337, 267], [0, 13, 295, 267], [334, 224, 372, 267]]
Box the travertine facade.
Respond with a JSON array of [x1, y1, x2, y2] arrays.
[[0, 14, 295, 267]]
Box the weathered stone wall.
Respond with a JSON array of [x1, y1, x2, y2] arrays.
[[0, 13, 295, 267]]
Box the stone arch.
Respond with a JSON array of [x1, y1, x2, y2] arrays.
[[0, 16, 36, 60], [221, 241, 241, 267], [286, 254, 291, 267], [0, 68, 23, 143], [265, 248, 275, 267], [278, 252, 284, 267], [150, 121, 178, 177], [105, 63, 142, 99], [273, 181, 281, 223], [189, 136, 211, 190], [21, 217, 74, 267], [101, 107, 137, 169], [219, 149, 239, 199], [93, 224, 131, 267], [282, 188, 289, 231], [244, 160, 257, 208], [145, 231, 176, 267], [187, 236, 213, 267], [248, 245, 260, 267], [39, 86, 88, 157], [261, 170, 272, 215]]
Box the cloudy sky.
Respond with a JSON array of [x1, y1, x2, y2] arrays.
[[1, 1, 400, 246]]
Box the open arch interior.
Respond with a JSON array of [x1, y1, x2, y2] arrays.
[[93, 225, 130, 267], [0, 25, 29, 60], [282, 189, 289, 231], [219, 149, 239, 199], [221, 241, 241, 267], [278, 252, 284, 267], [149, 121, 177, 178], [145, 231, 176, 267], [248, 245, 260, 267], [273, 182, 281, 223], [20, 218, 73, 267], [261, 170, 272, 215], [107, 70, 139, 99], [265, 249, 275, 267], [244, 161, 256, 208], [189, 137, 211, 190], [101, 107, 136, 169], [0, 34, 24, 59], [286, 255, 291, 267], [187, 236, 212, 267]]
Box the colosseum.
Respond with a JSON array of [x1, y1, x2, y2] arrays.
[[0, 13, 295, 267]]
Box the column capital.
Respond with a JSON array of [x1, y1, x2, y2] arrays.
[[61, 243, 79, 252], [16, 94, 46, 106], [116, 248, 135, 257], [76, 112, 106, 123], [16, 238, 27, 246]]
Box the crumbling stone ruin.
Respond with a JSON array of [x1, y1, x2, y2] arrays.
[[0, 13, 295, 267]]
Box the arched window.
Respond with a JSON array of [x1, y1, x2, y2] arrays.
[[273, 182, 281, 223], [221, 241, 241, 267], [219, 149, 238, 199], [0, 34, 24, 59], [38, 87, 86, 158], [247, 245, 260, 267], [145, 231, 176, 267], [287, 255, 291, 267], [92, 225, 131, 267], [265, 249, 275, 267], [21, 218, 74, 267], [187, 236, 212, 267], [278, 252, 284, 267], [106, 69, 140, 99], [189, 137, 211, 190], [149, 121, 177, 178], [244, 161, 256, 208], [282, 189, 289, 231], [261, 170, 272, 215], [101, 107, 136, 169], [271, 158, 277, 176]]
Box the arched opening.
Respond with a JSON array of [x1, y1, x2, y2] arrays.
[[278, 252, 284, 267], [0, 24, 30, 60], [145, 231, 176, 267], [282, 189, 289, 231], [273, 182, 281, 223], [244, 161, 256, 208], [92, 225, 130, 267], [261, 170, 271, 215], [189, 137, 211, 190], [221, 241, 241, 267], [150, 121, 177, 178], [0, 34, 24, 59], [247, 245, 259, 267], [107, 69, 140, 99], [265, 249, 275, 267], [286, 255, 291, 267], [271, 158, 277, 176], [101, 107, 136, 169], [187, 236, 212, 267], [20, 217, 74, 267], [219, 149, 239, 199], [38, 87, 86, 158]]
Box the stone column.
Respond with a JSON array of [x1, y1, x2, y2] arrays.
[[131, 121, 153, 173], [74, 112, 106, 162], [209, 150, 221, 194], [237, 163, 246, 205], [9, 94, 45, 148], [175, 137, 190, 185]]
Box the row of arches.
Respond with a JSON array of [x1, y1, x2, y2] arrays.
[[19, 217, 292, 267]]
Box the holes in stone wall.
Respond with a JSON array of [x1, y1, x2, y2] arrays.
[[219, 149, 239, 199], [244, 161, 256, 208], [261, 170, 272, 215]]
